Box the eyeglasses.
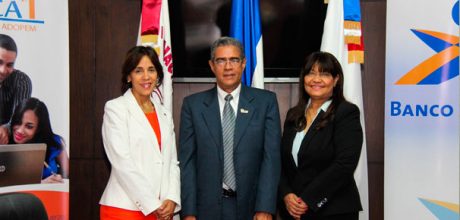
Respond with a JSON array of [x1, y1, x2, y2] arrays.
[[213, 57, 242, 66], [305, 71, 332, 79]]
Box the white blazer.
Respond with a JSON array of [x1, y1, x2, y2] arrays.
[[99, 89, 180, 215]]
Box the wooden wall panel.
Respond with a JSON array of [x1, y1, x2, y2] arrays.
[[361, 0, 386, 164], [368, 163, 384, 220], [69, 0, 96, 219], [361, 1, 386, 220], [69, 0, 95, 159], [70, 160, 94, 219]]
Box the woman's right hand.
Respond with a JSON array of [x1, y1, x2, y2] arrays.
[[41, 174, 64, 183], [156, 200, 176, 220], [284, 193, 308, 219], [0, 126, 9, 144]]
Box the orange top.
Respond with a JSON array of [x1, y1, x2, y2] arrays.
[[145, 112, 161, 150]]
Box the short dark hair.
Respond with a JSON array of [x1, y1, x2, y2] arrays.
[[121, 46, 164, 93], [0, 34, 17, 53], [210, 36, 245, 60]]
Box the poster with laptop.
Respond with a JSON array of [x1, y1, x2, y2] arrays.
[[0, 1, 69, 220]]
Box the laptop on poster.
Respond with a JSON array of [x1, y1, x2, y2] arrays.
[[0, 143, 46, 187]]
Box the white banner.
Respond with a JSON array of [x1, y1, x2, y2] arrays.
[[1, 0, 69, 149], [1, 0, 69, 219], [385, 0, 459, 219]]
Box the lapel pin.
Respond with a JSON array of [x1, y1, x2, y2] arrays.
[[240, 108, 249, 114]]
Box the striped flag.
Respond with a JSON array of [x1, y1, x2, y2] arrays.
[[320, 0, 369, 220], [229, 0, 264, 89], [138, 0, 173, 111]]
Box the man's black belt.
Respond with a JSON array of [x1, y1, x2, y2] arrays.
[[222, 188, 236, 198]]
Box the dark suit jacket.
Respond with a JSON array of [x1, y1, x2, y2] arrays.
[[179, 85, 281, 220], [279, 101, 363, 219]]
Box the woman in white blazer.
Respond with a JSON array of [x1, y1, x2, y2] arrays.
[[100, 46, 180, 220]]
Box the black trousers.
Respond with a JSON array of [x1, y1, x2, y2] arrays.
[[310, 212, 359, 220], [280, 211, 359, 220], [221, 196, 237, 220]]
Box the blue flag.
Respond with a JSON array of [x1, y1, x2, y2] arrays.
[[230, 0, 264, 88]]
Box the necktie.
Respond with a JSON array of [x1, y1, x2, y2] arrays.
[[222, 94, 236, 190]]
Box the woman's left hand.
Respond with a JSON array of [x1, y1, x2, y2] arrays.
[[156, 199, 176, 220]]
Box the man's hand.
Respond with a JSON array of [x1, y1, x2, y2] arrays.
[[183, 216, 196, 220], [253, 211, 272, 220], [0, 126, 9, 144]]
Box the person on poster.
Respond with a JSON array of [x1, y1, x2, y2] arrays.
[[0, 34, 32, 144], [99, 46, 180, 220], [9, 97, 69, 183], [278, 52, 363, 220], [179, 37, 281, 220]]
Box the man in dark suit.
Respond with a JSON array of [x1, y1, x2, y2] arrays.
[[179, 37, 281, 220]]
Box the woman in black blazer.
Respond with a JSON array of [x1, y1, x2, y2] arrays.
[[279, 52, 363, 220]]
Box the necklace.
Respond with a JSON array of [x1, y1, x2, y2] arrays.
[[140, 101, 155, 113], [305, 107, 317, 129]]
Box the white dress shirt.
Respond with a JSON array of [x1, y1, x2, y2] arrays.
[[217, 84, 241, 120]]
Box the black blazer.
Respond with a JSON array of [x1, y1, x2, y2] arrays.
[[279, 101, 363, 219]]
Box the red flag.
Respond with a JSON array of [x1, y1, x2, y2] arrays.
[[138, 0, 173, 111]]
